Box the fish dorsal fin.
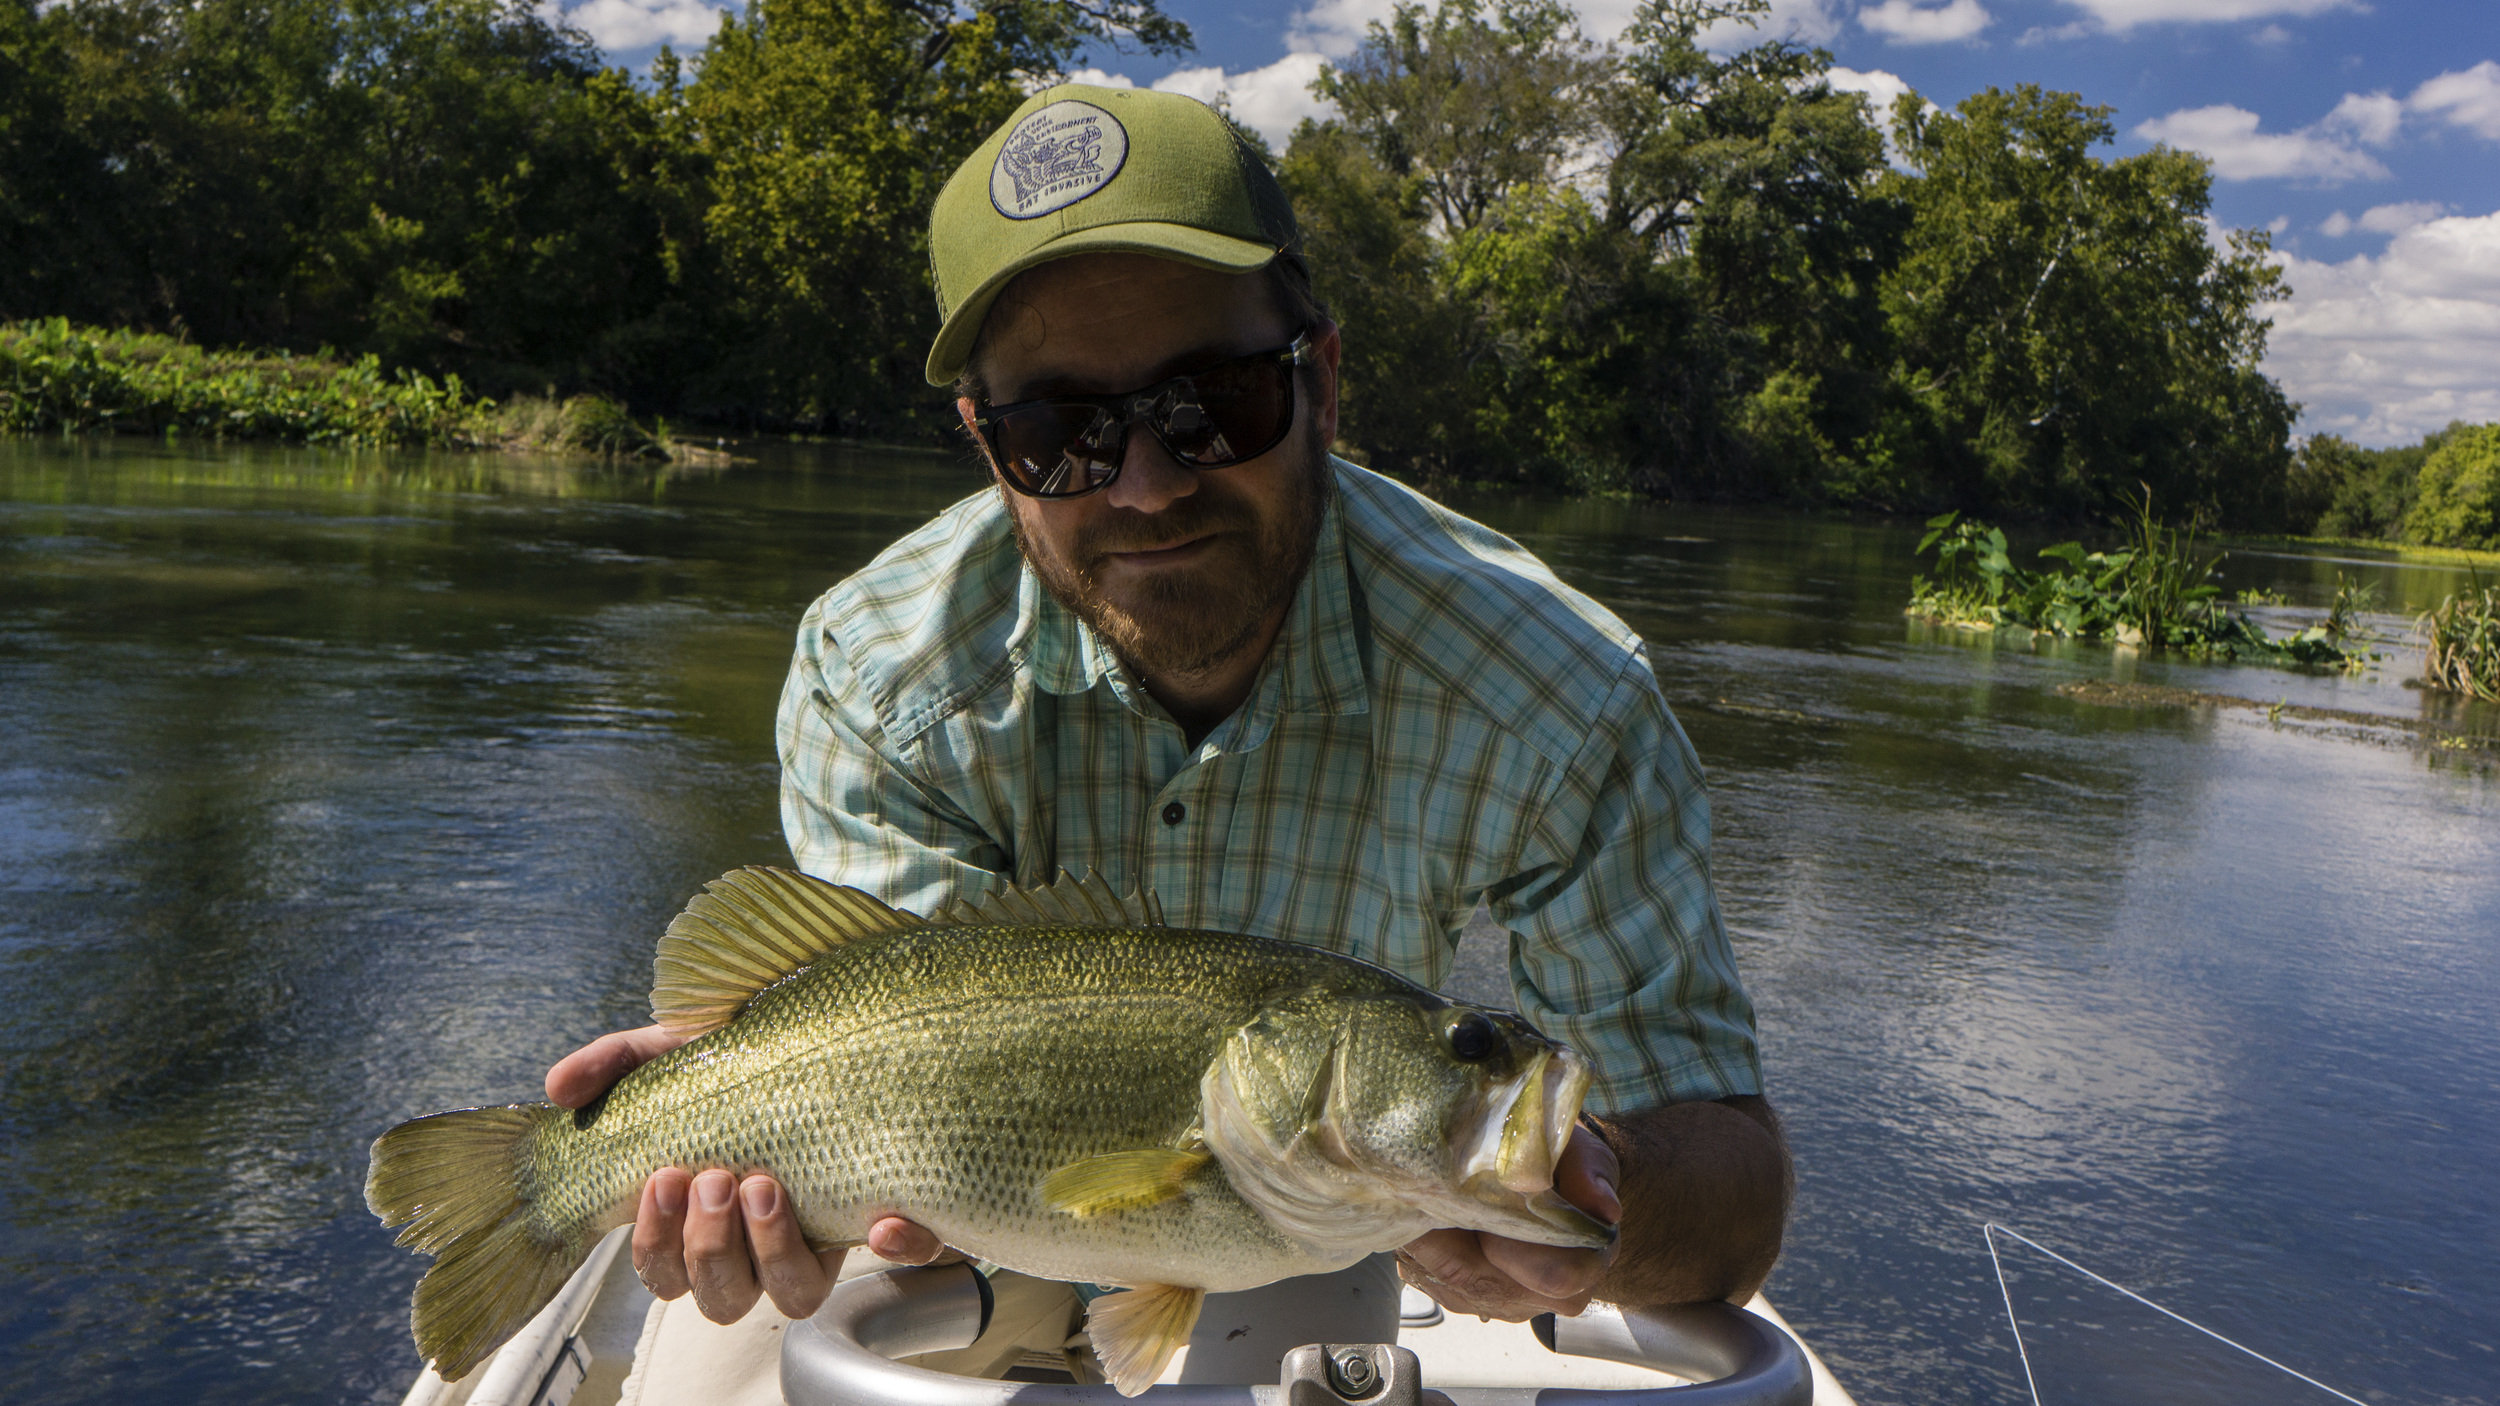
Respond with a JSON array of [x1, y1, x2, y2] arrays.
[[650, 866, 924, 1038], [928, 869, 1165, 929]]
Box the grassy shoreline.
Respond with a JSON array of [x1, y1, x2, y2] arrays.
[[2217, 531, 2500, 570], [1, 320, 731, 464]]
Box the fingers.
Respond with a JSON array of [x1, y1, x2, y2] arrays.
[[741, 1176, 837, 1320], [1398, 1228, 1599, 1322], [1481, 1232, 1609, 1307], [1554, 1124, 1623, 1226], [632, 1169, 692, 1300], [680, 1169, 764, 1324], [546, 1024, 686, 1109], [867, 1216, 964, 1266]]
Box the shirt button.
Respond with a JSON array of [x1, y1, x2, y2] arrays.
[[1161, 801, 1187, 827]]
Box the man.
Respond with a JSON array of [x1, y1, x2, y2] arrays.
[[547, 83, 1789, 1375]]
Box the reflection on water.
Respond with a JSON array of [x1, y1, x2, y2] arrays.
[[2, 438, 2493, 1406]]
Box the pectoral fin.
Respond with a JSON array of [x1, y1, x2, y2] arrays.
[[1085, 1282, 1206, 1396], [1042, 1148, 1212, 1218]]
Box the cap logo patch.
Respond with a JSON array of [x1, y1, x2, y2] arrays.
[[991, 100, 1128, 220]]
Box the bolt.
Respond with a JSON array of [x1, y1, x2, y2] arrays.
[[1329, 1349, 1378, 1397]]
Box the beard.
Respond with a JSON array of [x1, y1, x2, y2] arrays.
[[1009, 424, 1332, 682]]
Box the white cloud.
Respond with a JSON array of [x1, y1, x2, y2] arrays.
[[560, 0, 726, 50], [1826, 65, 1917, 115], [2134, 104, 2391, 183], [2016, 21, 2094, 44], [1859, 0, 1992, 44], [1149, 53, 1334, 149], [2319, 210, 2353, 236], [1284, 0, 1393, 57], [2265, 209, 2500, 445], [2357, 200, 2449, 233], [1072, 53, 1334, 150], [2051, 0, 2357, 32], [1695, 0, 1847, 50], [2322, 91, 2403, 145], [1827, 67, 1935, 168], [2251, 22, 2292, 44], [2408, 60, 2500, 140]]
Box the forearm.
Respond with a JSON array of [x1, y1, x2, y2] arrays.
[[1589, 1095, 1792, 1309]]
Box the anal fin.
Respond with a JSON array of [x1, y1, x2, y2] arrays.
[[1086, 1282, 1206, 1396], [1042, 1148, 1211, 1218]]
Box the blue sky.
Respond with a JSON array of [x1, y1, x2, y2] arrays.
[[579, 0, 2500, 445]]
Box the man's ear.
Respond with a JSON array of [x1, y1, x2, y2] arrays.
[[1310, 320, 1343, 448]]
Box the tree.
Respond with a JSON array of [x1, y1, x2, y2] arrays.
[[1313, 0, 1609, 238], [679, 0, 1190, 431], [1595, 0, 1900, 500], [1877, 85, 2295, 523], [2403, 423, 2500, 549]]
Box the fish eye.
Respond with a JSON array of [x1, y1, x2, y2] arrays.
[[1445, 1010, 1499, 1062]]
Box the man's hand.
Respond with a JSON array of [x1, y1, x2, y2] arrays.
[[1398, 1124, 1622, 1321], [546, 1025, 958, 1323], [1401, 1097, 1790, 1321]]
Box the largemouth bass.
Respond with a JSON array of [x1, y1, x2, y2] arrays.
[[368, 868, 1611, 1392]]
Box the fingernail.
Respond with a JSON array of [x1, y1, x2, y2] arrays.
[[695, 1171, 734, 1213], [741, 1178, 780, 1220], [655, 1175, 686, 1217], [1593, 1172, 1621, 1225]]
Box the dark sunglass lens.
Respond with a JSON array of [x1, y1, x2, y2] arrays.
[[1161, 359, 1291, 466], [993, 404, 1123, 497]]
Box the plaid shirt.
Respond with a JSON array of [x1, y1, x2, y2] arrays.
[[775, 461, 1761, 1112]]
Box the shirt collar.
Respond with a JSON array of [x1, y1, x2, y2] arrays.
[[1006, 491, 1371, 740]]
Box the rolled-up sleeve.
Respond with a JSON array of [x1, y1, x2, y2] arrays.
[[1493, 651, 1762, 1114], [776, 594, 1011, 918]]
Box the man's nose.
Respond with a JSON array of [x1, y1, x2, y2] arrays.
[[1101, 422, 1199, 515]]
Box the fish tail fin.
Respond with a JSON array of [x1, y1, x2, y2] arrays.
[[1087, 1282, 1207, 1396], [367, 1102, 585, 1381]]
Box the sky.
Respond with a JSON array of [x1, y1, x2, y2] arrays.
[[576, 0, 2500, 447]]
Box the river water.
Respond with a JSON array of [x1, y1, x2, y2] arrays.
[[2, 436, 2493, 1406]]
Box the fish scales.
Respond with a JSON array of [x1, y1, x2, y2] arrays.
[[368, 868, 1609, 1392], [536, 923, 1311, 1282]]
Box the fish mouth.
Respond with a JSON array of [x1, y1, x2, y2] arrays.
[[1445, 1042, 1608, 1247], [1459, 1043, 1590, 1195]]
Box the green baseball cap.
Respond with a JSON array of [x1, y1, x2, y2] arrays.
[[924, 83, 1300, 387]]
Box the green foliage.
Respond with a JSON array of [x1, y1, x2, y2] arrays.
[[0, 318, 481, 445], [1288, 0, 1895, 497], [485, 392, 668, 456], [2401, 423, 2500, 550], [2284, 426, 2460, 539], [2, 0, 2316, 510], [682, 0, 1187, 429], [1287, 1, 2290, 521], [1906, 495, 2369, 667], [1876, 86, 2294, 524], [2417, 580, 2500, 700], [0, 0, 1186, 434]]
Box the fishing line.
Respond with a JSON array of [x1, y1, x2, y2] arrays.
[[1983, 1222, 2369, 1406]]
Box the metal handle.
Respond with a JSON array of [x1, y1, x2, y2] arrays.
[[784, 1266, 1810, 1406]]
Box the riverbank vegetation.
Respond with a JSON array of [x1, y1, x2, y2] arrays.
[[1, 318, 720, 459], [2288, 423, 2500, 550], [1907, 497, 2370, 668], [3, 0, 2490, 532], [1, 319, 482, 447], [2419, 583, 2500, 700]]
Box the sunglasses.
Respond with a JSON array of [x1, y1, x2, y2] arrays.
[[968, 330, 1314, 499]]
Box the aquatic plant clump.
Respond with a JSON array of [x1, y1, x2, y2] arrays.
[[1907, 499, 2371, 668], [1, 319, 485, 447], [2417, 583, 2500, 700]]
